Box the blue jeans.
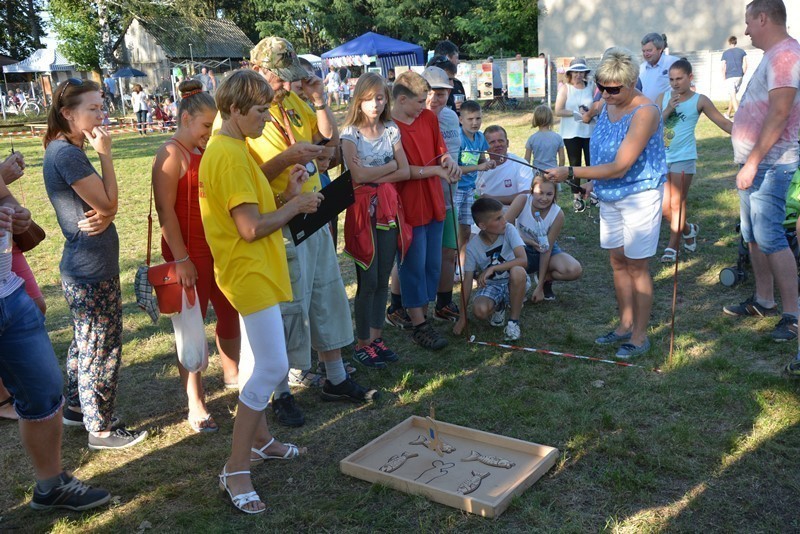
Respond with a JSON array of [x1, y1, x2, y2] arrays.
[[739, 162, 797, 255], [398, 220, 444, 308], [0, 286, 63, 420]]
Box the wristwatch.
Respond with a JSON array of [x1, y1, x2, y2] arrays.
[[567, 166, 574, 180], [313, 103, 327, 111]]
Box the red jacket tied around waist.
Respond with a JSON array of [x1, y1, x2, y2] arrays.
[[344, 183, 411, 270]]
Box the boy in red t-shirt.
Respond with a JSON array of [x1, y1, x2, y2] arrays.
[[388, 71, 461, 350]]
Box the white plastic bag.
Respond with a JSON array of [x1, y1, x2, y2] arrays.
[[171, 287, 209, 373]]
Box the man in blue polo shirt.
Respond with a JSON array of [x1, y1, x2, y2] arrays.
[[638, 32, 678, 101]]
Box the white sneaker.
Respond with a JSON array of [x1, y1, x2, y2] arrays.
[[504, 321, 521, 341], [490, 305, 506, 327]]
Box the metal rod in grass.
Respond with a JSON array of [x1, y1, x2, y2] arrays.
[[468, 335, 662, 373], [668, 171, 686, 366]]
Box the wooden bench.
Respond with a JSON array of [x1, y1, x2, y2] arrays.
[[26, 123, 47, 136]]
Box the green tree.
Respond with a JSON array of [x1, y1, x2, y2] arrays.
[[0, 0, 46, 58], [49, 0, 101, 70], [371, 0, 477, 52], [454, 0, 539, 57]]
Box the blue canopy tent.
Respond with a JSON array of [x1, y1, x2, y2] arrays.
[[321, 32, 424, 77]]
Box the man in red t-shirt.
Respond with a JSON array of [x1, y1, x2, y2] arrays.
[[387, 71, 460, 350]]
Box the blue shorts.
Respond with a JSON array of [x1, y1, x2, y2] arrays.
[[0, 286, 64, 420], [739, 162, 797, 255], [524, 243, 563, 274]]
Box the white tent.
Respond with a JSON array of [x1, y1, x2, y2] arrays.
[[3, 48, 74, 73]]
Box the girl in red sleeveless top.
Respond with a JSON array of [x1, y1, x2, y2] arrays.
[[152, 80, 240, 433]]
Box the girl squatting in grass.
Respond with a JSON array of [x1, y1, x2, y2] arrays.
[[655, 58, 732, 263], [342, 73, 411, 368], [505, 175, 583, 303]]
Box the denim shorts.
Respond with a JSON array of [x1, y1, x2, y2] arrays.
[[524, 243, 563, 274], [739, 162, 797, 255], [667, 159, 696, 175], [0, 285, 64, 420]]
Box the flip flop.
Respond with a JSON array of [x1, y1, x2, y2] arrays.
[[250, 437, 306, 465], [188, 414, 219, 433], [0, 396, 18, 421]]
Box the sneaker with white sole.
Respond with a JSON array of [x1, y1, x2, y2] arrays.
[[490, 304, 506, 327], [503, 320, 521, 341], [88, 428, 148, 450], [30, 472, 111, 511]]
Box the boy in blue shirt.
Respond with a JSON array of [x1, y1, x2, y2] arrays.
[[455, 100, 495, 271]]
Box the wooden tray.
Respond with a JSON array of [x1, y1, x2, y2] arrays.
[[340, 416, 558, 517]]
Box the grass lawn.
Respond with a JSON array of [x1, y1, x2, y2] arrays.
[[1, 108, 799, 533]]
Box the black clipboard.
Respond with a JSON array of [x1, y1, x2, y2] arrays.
[[288, 170, 354, 245]]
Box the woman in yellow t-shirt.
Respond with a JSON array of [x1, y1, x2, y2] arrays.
[[199, 70, 322, 515]]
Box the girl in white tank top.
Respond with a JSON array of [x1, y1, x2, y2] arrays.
[[505, 177, 583, 302]]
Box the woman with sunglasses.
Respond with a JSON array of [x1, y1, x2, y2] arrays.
[[43, 79, 148, 450], [545, 47, 666, 359]]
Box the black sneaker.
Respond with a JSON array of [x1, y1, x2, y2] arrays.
[[771, 314, 798, 342], [30, 472, 111, 511], [321, 377, 379, 403], [723, 296, 778, 317], [88, 428, 148, 450], [543, 281, 556, 301], [371, 338, 399, 362], [353, 344, 387, 369], [271, 392, 305, 427], [63, 409, 122, 429], [411, 321, 448, 350]]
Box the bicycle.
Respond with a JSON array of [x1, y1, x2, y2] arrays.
[[2, 96, 41, 118]]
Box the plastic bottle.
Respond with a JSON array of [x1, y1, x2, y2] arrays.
[[533, 211, 549, 252]]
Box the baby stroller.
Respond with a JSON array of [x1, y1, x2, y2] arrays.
[[719, 166, 800, 287]]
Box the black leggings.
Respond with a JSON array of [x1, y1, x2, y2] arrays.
[[563, 137, 591, 194], [354, 226, 398, 340]]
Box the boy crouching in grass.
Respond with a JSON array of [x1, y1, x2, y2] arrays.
[[454, 198, 529, 341]]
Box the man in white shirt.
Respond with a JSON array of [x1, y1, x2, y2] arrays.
[[638, 32, 678, 101], [478, 125, 533, 205]]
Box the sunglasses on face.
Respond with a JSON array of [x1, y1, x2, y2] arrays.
[[596, 82, 624, 95], [58, 78, 84, 105]]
